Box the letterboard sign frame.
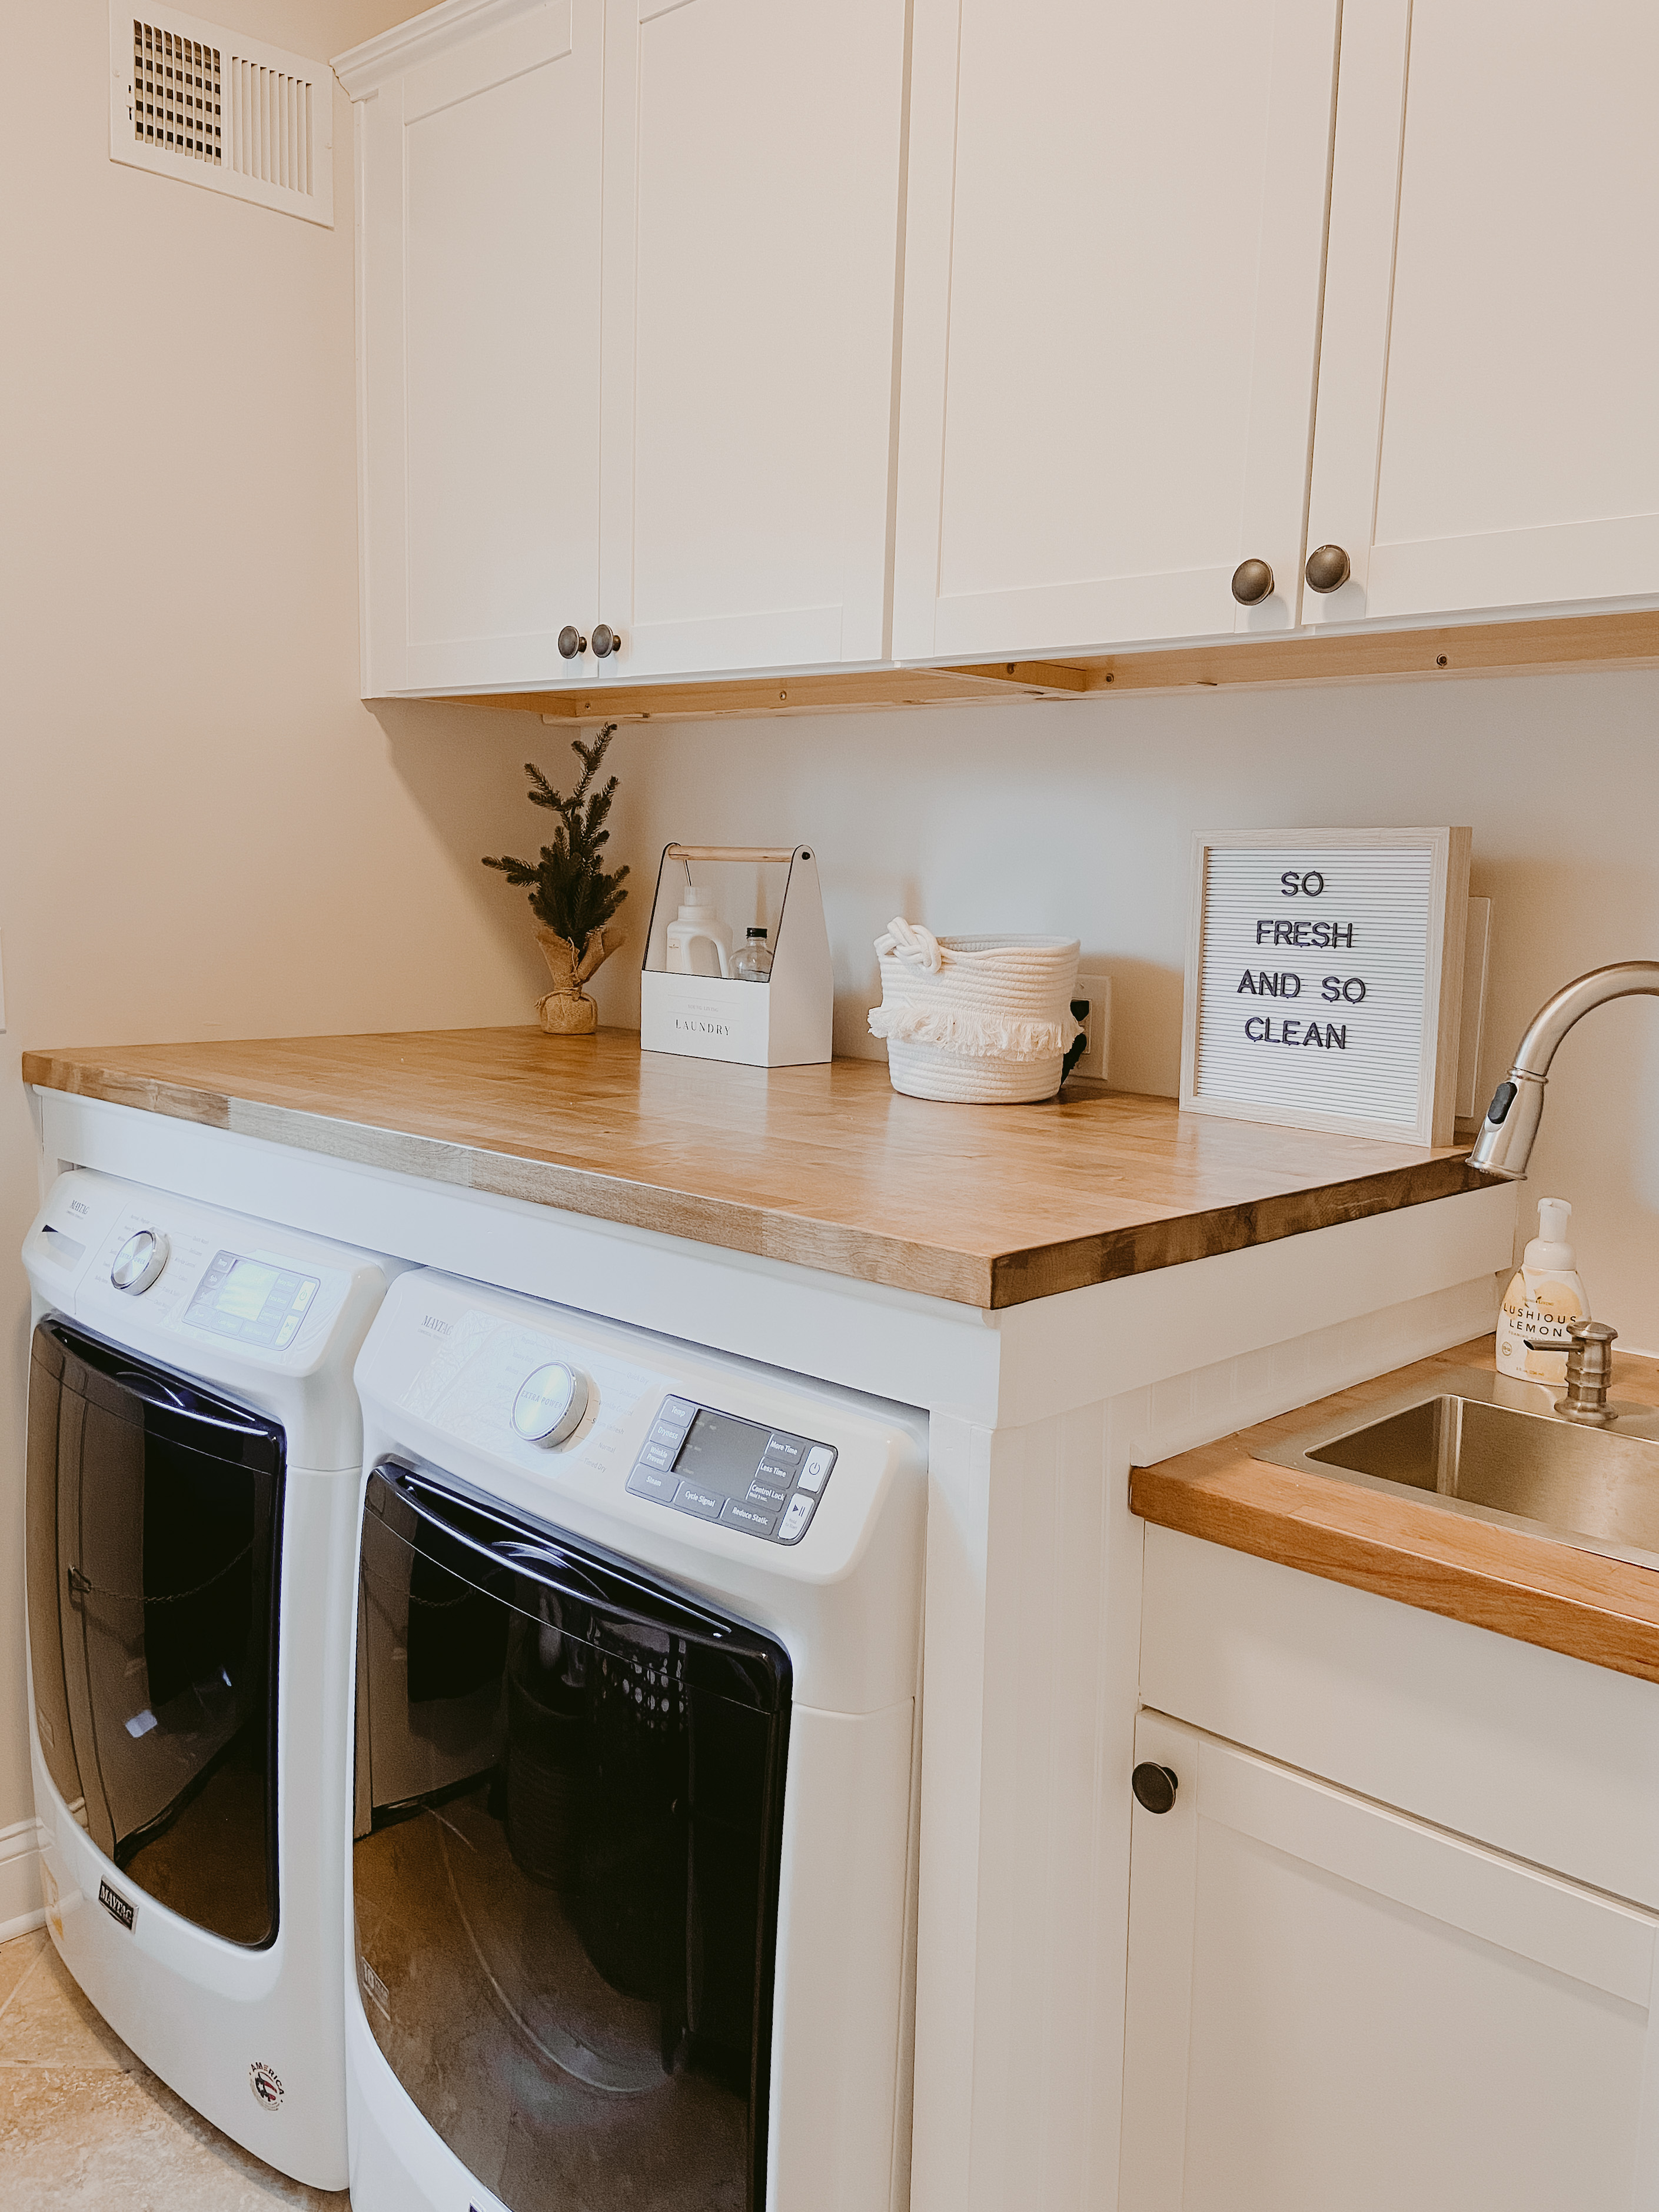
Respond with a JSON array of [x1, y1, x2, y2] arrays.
[[1179, 826, 1472, 1147]]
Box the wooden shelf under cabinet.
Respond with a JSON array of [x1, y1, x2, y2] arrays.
[[414, 607, 1659, 726]]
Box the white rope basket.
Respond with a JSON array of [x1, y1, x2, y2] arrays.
[[868, 920, 1083, 1103]]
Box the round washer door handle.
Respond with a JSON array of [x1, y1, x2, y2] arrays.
[[1230, 558, 1274, 606], [1131, 1761, 1179, 1815], [1304, 543, 1352, 593]]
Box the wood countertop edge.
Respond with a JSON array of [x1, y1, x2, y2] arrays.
[[1131, 1346, 1659, 1685], [25, 1053, 998, 1307], [22, 1043, 1480, 1312]]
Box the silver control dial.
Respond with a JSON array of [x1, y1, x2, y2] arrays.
[[110, 1229, 169, 1296], [511, 1362, 590, 1447]]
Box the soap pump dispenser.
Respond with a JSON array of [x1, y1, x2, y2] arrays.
[[1495, 1198, 1590, 1385]]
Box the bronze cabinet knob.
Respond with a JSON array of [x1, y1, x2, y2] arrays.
[[1132, 1762, 1179, 1815], [557, 626, 587, 659], [591, 623, 619, 658], [1231, 558, 1274, 606], [1304, 544, 1352, 593]]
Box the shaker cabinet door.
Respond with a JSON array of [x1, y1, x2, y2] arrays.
[[592, 0, 909, 682], [356, 1, 604, 696], [1304, 0, 1659, 628], [1119, 1713, 1659, 2212], [892, 0, 1342, 663]]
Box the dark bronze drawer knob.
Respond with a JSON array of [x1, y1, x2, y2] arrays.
[[1132, 1762, 1179, 1815], [591, 623, 619, 658], [1304, 544, 1352, 593], [557, 626, 587, 660], [1231, 558, 1274, 606]]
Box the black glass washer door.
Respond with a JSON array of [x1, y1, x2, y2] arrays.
[[354, 1464, 793, 2212], [25, 1319, 284, 1947]]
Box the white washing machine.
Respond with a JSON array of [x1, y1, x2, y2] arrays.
[[22, 1168, 394, 2187], [347, 1267, 928, 2212]]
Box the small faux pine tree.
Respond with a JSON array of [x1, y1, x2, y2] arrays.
[[483, 723, 630, 952]]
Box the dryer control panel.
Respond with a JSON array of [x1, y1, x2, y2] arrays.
[[626, 1397, 836, 1545]]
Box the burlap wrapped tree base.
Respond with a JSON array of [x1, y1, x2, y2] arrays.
[[535, 924, 626, 1035]]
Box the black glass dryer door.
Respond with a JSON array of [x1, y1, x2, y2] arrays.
[[353, 1465, 793, 2212], [25, 1320, 284, 1946]]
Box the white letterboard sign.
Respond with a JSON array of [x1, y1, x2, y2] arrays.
[[1179, 828, 1472, 1147]]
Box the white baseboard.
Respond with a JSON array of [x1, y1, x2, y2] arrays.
[[0, 1817, 45, 1944]]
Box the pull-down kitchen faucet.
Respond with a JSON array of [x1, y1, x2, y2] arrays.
[[1470, 962, 1659, 1179]]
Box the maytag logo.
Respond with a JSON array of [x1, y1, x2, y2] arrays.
[[68, 1199, 89, 1218], [421, 1313, 452, 1336], [98, 1878, 135, 1932]]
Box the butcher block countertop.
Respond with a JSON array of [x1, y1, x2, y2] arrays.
[[22, 1027, 1484, 1310], [1133, 1338, 1659, 1682]]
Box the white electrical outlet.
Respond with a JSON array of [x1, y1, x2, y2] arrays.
[[1070, 970, 1111, 1082]]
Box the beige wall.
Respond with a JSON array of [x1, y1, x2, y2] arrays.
[[0, 1, 540, 1825], [589, 666, 1659, 1352]]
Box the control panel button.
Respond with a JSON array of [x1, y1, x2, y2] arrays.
[[722, 1499, 777, 1535], [640, 1443, 675, 1471], [627, 1466, 679, 1503], [765, 1434, 805, 1465], [777, 1494, 814, 1543], [797, 1445, 836, 1495], [650, 1422, 686, 1449], [110, 1229, 169, 1296], [512, 1363, 590, 1447], [673, 1482, 724, 1520], [747, 1478, 790, 1510]]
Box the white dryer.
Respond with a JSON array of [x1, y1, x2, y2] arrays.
[[22, 1168, 393, 2187], [347, 1267, 927, 2212]]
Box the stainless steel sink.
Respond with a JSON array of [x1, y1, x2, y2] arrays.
[[1254, 1369, 1659, 1572]]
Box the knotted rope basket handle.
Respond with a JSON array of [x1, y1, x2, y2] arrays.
[[873, 918, 947, 973]]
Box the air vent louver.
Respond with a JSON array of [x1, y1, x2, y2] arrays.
[[109, 2, 332, 228]]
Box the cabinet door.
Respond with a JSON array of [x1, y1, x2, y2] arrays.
[[1120, 1713, 1659, 2212], [1304, 0, 1659, 627], [594, 0, 909, 681], [357, 1, 604, 696], [892, 0, 1341, 663]]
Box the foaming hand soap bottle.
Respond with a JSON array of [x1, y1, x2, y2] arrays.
[[1495, 1198, 1589, 1385]]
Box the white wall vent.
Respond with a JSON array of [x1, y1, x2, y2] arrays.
[[109, 3, 333, 228]]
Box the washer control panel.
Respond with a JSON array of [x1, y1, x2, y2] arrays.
[[183, 1249, 322, 1350], [626, 1396, 836, 1545]]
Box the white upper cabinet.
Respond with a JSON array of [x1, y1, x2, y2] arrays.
[[893, 0, 1343, 663], [595, 0, 909, 681], [1304, 0, 1659, 628], [341, 0, 908, 698], [345, 1, 606, 697], [1121, 1714, 1659, 2212]]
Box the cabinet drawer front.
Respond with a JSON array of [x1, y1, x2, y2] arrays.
[[1122, 1712, 1659, 2212]]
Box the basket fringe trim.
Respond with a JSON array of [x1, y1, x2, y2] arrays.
[[868, 1002, 1080, 1061]]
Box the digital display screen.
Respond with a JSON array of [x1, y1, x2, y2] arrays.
[[217, 1259, 280, 1320], [184, 1249, 321, 1348], [672, 1408, 770, 1499]]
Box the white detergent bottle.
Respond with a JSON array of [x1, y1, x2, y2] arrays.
[[665, 885, 733, 978], [1495, 1198, 1590, 1385]]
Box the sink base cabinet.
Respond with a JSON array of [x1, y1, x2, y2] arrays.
[[1122, 1712, 1659, 2212]]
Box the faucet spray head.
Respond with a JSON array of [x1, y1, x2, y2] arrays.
[[1468, 1070, 1545, 1179]]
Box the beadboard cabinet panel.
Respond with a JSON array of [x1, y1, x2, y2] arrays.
[[893, 0, 1341, 663], [1120, 1713, 1659, 2212], [594, 0, 908, 681], [355, 0, 604, 696], [1305, 0, 1659, 628]]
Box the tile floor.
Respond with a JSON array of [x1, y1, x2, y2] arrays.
[[0, 1926, 350, 2208]]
